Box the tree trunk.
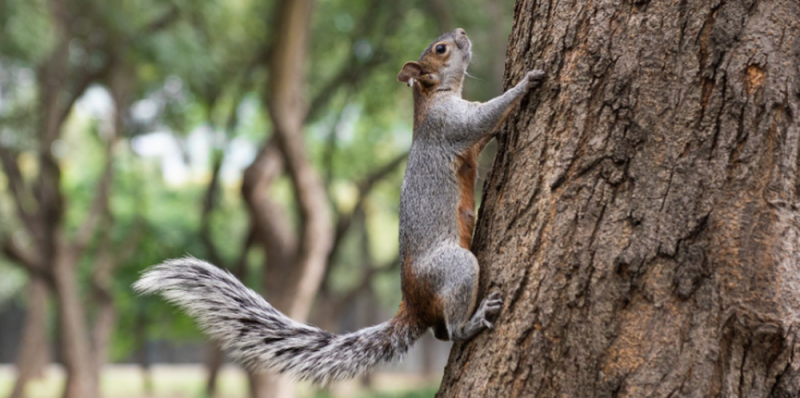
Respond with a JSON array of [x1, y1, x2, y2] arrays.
[[204, 343, 225, 398], [246, 0, 334, 395], [134, 310, 154, 397], [10, 278, 49, 398], [438, 1, 800, 397], [54, 252, 98, 398], [249, 372, 294, 398], [91, 245, 117, 375], [91, 61, 131, 376]]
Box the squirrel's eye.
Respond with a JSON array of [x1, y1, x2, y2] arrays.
[[435, 44, 446, 54]]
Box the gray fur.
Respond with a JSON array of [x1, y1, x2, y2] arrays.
[[133, 28, 545, 386], [400, 34, 544, 342], [133, 257, 425, 386]]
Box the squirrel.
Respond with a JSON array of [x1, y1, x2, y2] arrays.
[[133, 28, 546, 386]]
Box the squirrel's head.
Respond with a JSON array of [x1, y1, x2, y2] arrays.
[[397, 28, 472, 94]]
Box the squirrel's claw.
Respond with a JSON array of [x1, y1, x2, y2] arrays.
[[526, 70, 546, 90]]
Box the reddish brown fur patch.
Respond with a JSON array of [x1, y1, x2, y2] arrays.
[[412, 89, 432, 130], [400, 255, 445, 334], [409, 44, 453, 126], [454, 145, 479, 249]]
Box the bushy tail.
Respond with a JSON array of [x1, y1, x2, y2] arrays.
[[133, 257, 425, 385]]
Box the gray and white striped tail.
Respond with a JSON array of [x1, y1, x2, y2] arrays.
[[133, 257, 425, 385]]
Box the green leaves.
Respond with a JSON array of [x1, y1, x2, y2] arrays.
[[0, 0, 513, 365]]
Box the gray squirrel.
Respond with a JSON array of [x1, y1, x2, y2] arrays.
[[134, 28, 546, 385]]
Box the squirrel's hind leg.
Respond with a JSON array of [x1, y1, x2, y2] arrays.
[[431, 246, 503, 342]]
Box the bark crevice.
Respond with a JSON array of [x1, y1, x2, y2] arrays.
[[438, 0, 800, 396]]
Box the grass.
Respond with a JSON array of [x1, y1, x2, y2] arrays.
[[0, 365, 439, 398]]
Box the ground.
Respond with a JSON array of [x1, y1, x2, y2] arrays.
[[0, 365, 439, 398]]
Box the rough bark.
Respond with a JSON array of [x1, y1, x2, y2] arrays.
[[438, 0, 800, 397]]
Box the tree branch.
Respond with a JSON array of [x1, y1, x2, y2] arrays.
[[116, 217, 146, 262], [73, 62, 132, 258], [71, 137, 115, 257], [323, 209, 399, 319], [0, 146, 38, 235], [134, 5, 180, 37], [304, 0, 397, 122], [57, 65, 112, 128], [232, 226, 256, 280], [322, 99, 352, 188], [242, 140, 296, 268], [332, 258, 399, 317], [1, 238, 37, 270], [327, 151, 407, 265], [199, 148, 227, 268], [305, 54, 385, 122], [57, 2, 178, 129], [1, 237, 51, 283], [266, 0, 333, 320]]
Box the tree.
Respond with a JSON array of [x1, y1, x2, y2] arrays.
[[438, 0, 800, 397], [0, 1, 177, 397], [238, 0, 411, 396], [1, 0, 515, 396]]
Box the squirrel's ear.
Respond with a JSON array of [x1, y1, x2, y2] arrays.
[[397, 61, 422, 87]]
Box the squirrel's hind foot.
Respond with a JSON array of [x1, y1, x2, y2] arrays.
[[475, 291, 503, 330]]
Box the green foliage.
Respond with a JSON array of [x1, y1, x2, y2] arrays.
[[0, 0, 512, 370], [0, 0, 54, 64]]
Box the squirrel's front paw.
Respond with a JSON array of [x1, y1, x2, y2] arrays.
[[526, 70, 546, 90]]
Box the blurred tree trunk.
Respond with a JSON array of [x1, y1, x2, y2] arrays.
[[90, 243, 116, 374], [204, 344, 225, 397], [36, 22, 99, 397], [90, 61, 132, 376], [2, 53, 116, 398], [1, 4, 172, 397], [246, 0, 333, 396], [46, 64, 118, 398], [9, 279, 49, 398], [485, 0, 508, 96], [134, 311, 154, 397], [53, 252, 98, 398], [438, 0, 800, 397]]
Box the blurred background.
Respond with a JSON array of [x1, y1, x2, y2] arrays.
[[0, 0, 513, 397]]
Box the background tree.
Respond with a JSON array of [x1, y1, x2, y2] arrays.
[[438, 0, 800, 397], [0, 0, 176, 396], [0, 0, 516, 397]]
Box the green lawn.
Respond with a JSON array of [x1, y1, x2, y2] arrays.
[[0, 365, 438, 398]]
